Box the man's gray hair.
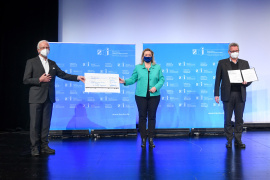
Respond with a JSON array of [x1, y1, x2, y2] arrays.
[[228, 42, 239, 50], [37, 40, 49, 49]]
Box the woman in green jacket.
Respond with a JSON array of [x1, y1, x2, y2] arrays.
[[119, 48, 165, 148]]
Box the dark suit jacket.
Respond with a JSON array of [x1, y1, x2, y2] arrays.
[[214, 58, 252, 102], [23, 56, 79, 103]]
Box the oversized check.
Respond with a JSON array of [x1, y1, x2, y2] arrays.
[[85, 73, 120, 93]]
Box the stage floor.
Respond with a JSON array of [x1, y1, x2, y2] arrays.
[[0, 130, 270, 180]]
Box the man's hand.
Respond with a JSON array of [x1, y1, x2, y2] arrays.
[[215, 96, 219, 104], [242, 81, 247, 85], [39, 73, 51, 83], [149, 87, 157, 93], [78, 76, 85, 83], [119, 77, 125, 84]]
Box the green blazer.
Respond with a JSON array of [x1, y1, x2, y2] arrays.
[[124, 63, 165, 97]]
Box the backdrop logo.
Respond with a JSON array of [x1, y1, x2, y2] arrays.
[[97, 48, 110, 56], [97, 49, 102, 55], [192, 47, 205, 55]]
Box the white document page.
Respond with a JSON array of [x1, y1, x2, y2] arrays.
[[85, 73, 120, 93], [228, 70, 243, 83], [241, 68, 258, 82]]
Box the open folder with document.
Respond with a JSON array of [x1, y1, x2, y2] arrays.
[[228, 68, 258, 83]]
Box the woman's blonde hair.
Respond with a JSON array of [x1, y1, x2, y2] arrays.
[[140, 48, 156, 65]]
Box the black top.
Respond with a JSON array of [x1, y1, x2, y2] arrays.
[[146, 71, 150, 98], [230, 61, 241, 92]]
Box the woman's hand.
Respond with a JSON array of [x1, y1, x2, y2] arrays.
[[149, 87, 157, 93], [119, 77, 125, 84]]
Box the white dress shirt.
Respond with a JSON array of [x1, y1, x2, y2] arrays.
[[39, 55, 49, 74]]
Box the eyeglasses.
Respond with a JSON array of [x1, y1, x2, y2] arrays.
[[40, 47, 50, 50], [229, 50, 239, 53]]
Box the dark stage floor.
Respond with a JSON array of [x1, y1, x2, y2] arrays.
[[0, 130, 270, 180]]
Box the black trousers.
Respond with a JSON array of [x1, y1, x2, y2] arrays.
[[223, 92, 245, 143], [135, 95, 160, 139], [29, 96, 53, 149]]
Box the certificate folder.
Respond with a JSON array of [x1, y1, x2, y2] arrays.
[[228, 68, 258, 83]]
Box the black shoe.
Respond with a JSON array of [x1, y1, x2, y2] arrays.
[[226, 142, 232, 148], [149, 138, 155, 148], [235, 142, 246, 148], [31, 147, 40, 156], [141, 138, 146, 148], [41, 146, 55, 154]]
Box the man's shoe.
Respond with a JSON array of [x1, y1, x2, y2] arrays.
[[141, 138, 146, 148], [31, 147, 40, 156], [41, 146, 55, 154], [226, 142, 232, 148], [235, 142, 246, 148], [149, 138, 155, 148]]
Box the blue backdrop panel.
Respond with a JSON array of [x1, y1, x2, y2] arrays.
[[48, 43, 136, 130], [143, 43, 229, 128]]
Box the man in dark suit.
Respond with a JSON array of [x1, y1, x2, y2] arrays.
[[214, 42, 252, 148], [23, 40, 85, 156]]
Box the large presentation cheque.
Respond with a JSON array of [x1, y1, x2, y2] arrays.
[[85, 73, 120, 93]]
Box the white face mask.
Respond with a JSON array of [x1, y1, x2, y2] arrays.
[[40, 49, 50, 57], [230, 52, 239, 59]]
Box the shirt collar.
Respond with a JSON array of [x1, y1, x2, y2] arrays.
[[143, 62, 154, 69], [230, 58, 238, 64], [39, 55, 48, 62]]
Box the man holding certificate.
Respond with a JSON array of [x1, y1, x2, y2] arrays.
[[214, 43, 252, 148]]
